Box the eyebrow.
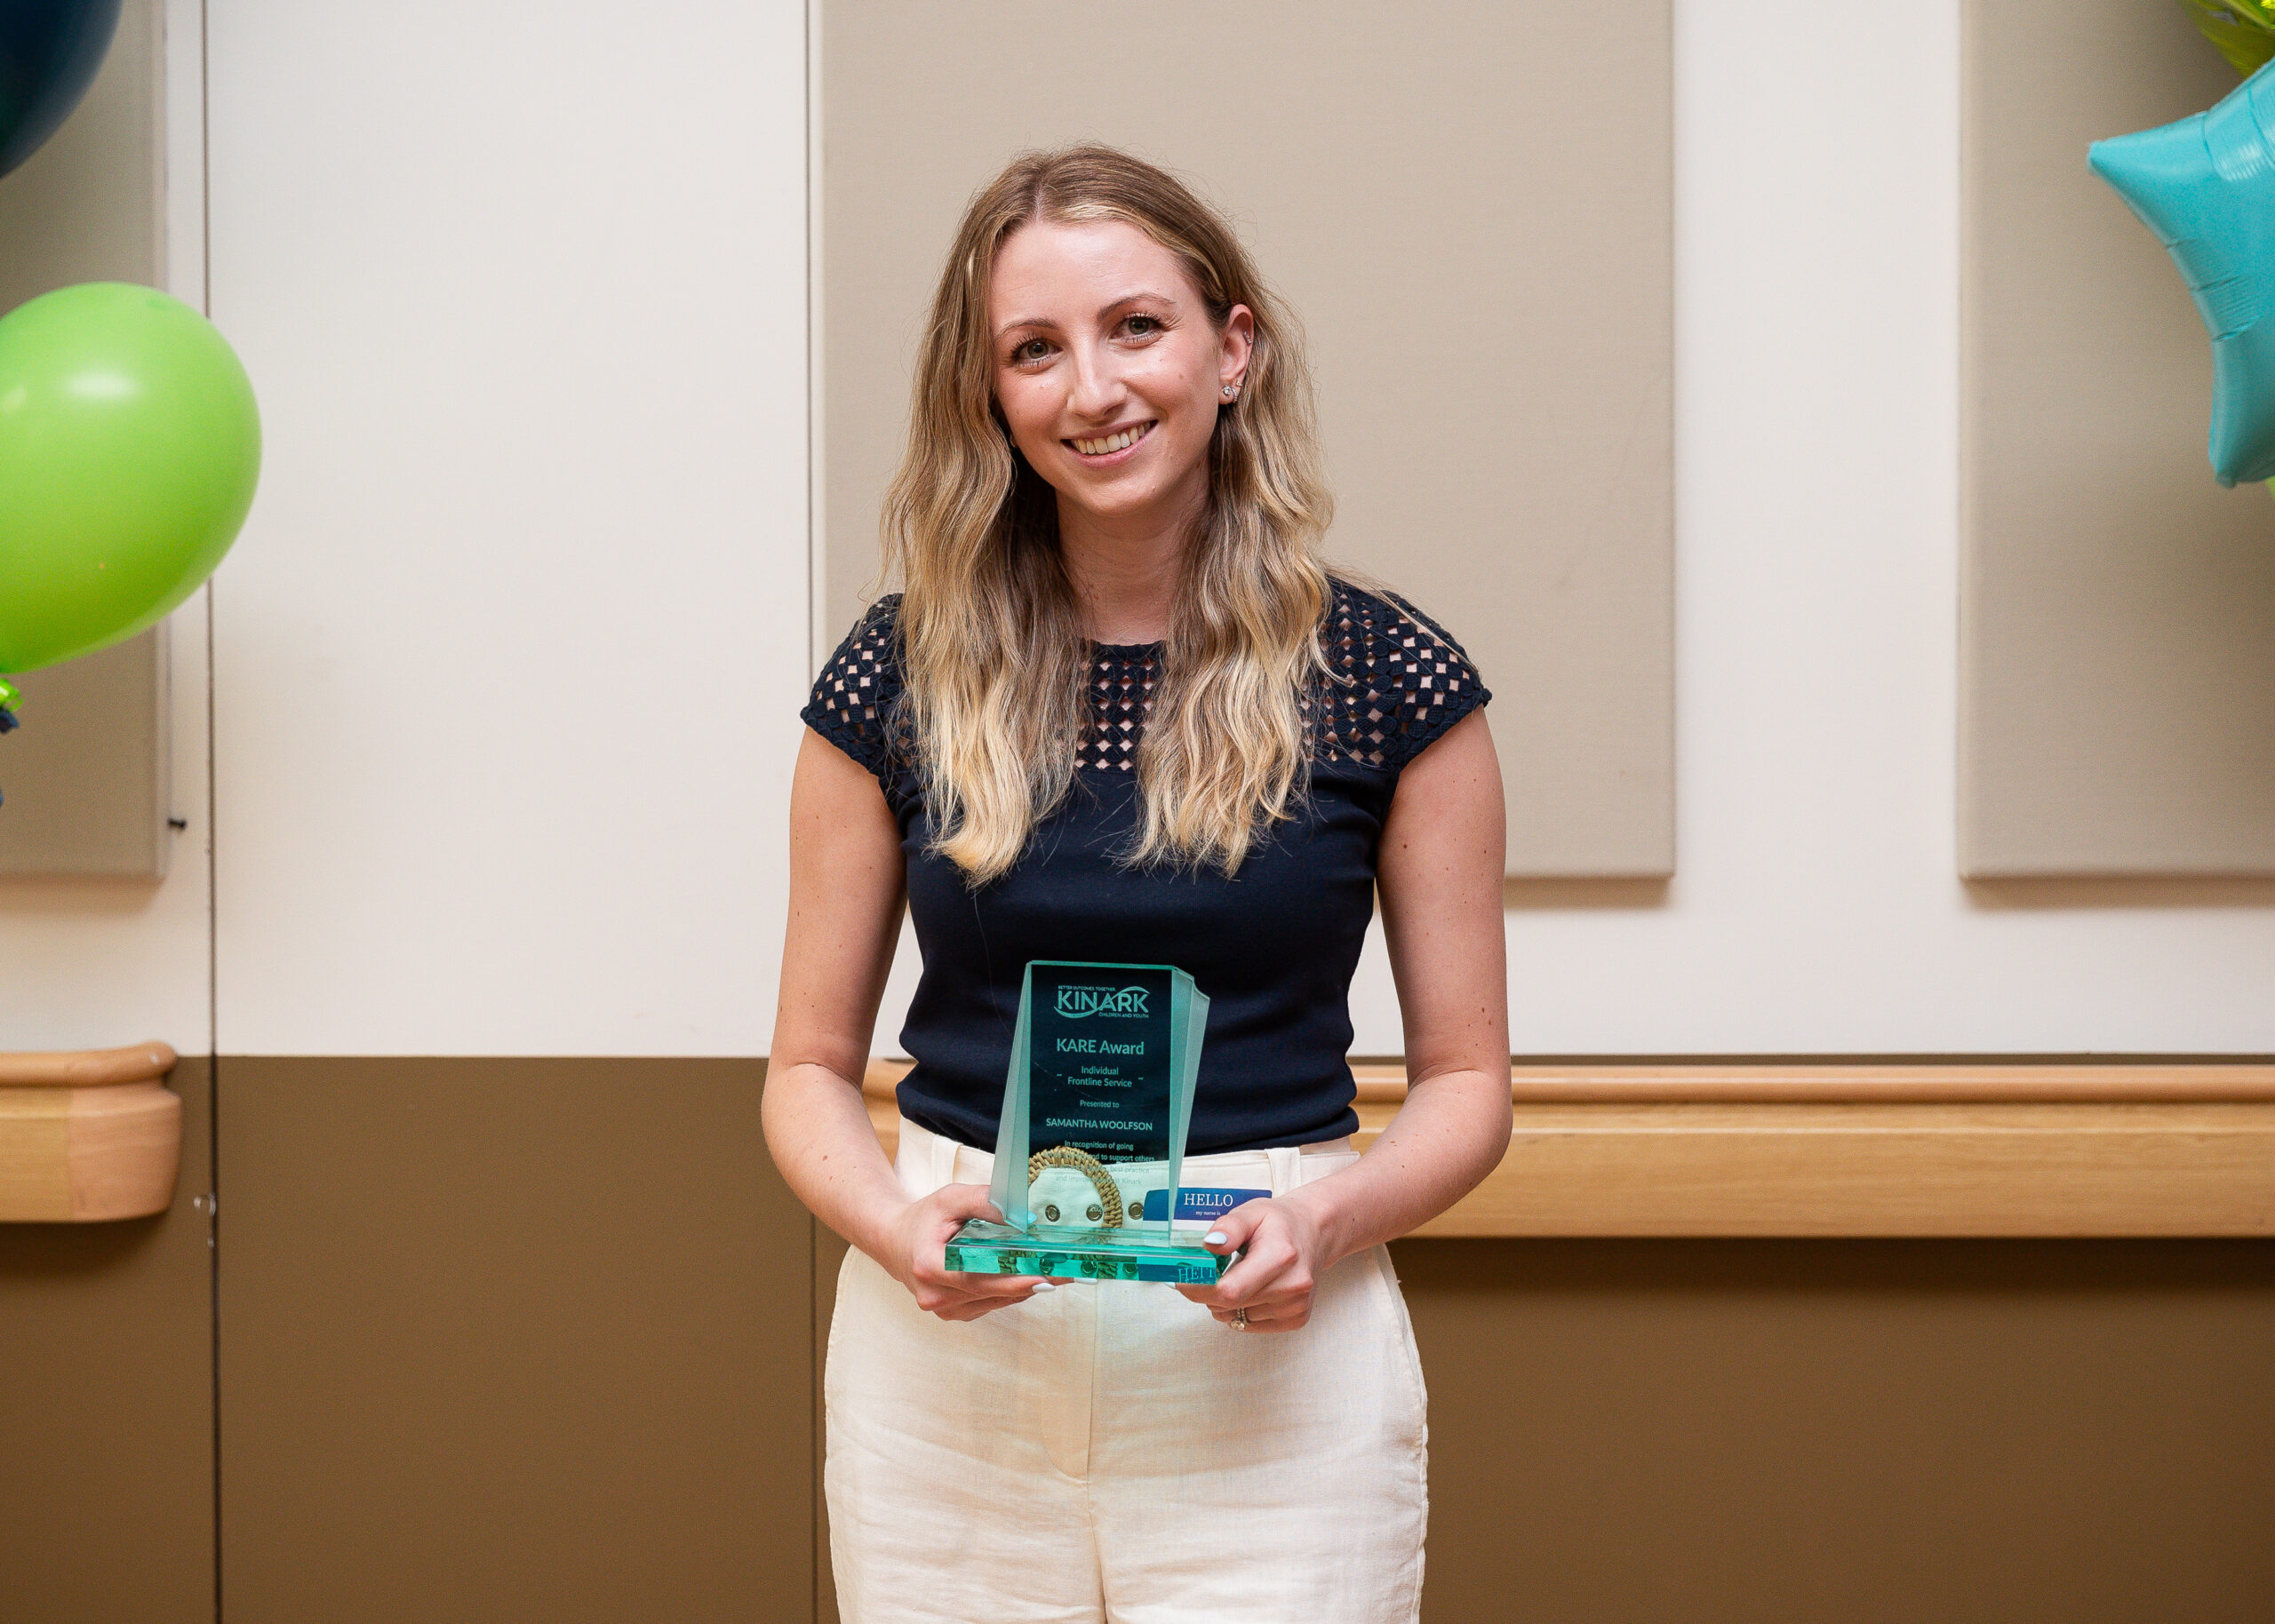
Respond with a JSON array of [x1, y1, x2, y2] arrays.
[[994, 290, 1181, 341]]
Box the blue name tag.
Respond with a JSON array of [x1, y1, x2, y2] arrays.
[[1140, 1186, 1271, 1223]]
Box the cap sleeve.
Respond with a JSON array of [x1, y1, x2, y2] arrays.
[[801, 594, 910, 786], [1318, 583, 1491, 775]]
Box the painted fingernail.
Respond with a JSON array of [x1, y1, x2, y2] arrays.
[[1030, 1281, 1057, 1293], [1205, 1231, 1227, 1246]]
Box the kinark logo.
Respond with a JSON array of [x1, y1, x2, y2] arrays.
[[1054, 984, 1151, 1019]]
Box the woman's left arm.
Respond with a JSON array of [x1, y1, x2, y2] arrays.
[[1182, 707, 1511, 1330]]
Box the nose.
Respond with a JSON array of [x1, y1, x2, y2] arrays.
[[1065, 339, 1126, 422]]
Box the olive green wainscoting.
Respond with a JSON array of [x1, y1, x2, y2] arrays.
[[0, 1056, 213, 1624], [1401, 1238, 2275, 1624], [212, 1058, 816, 1624], [7, 1060, 2274, 1624]]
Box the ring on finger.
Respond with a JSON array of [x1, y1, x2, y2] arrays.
[[1229, 1307, 1249, 1331]]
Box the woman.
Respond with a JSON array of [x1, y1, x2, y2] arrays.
[[766, 145, 1510, 1622]]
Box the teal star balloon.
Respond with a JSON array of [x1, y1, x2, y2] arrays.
[[2090, 60, 2275, 486]]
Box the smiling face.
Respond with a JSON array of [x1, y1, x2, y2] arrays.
[[987, 217, 1252, 542]]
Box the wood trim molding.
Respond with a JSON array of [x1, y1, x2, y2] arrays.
[[0, 1041, 179, 1088], [1434, 1063, 2275, 1103], [0, 1043, 182, 1222], [859, 1061, 2275, 1238]]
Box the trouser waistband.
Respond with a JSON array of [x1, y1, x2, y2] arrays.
[[895, 1118, 1355, 1203]]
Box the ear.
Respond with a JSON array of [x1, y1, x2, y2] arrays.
[[1220, 304, 1256, 392]]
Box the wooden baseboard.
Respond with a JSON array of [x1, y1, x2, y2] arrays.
[[0, 1044, 183, 1222], [859, 1061, 2275, 1238]]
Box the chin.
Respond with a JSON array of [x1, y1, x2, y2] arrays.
[[1064, 482, 1166, 521]]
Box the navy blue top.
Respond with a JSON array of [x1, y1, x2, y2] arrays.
[[801, 578, 1489, 1155]]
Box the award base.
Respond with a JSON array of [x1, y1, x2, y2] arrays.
[[945, 1219, 1230, 1286]]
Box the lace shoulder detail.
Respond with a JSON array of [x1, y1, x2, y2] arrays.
[[1314, 581, 1490, 773], [802, 584, 1487, 787], [802, 595, 913, 785]]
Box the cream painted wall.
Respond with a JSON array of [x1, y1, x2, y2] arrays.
[[204, 1, 810, 1055], [4, 1, 2271, 1062], [0, 603, 210, 1055], [1406, 0, 2273, 1055], [874, 0, 2275, 1060]]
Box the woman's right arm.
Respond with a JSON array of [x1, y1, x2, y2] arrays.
[[763, 728, 1049, 1320]]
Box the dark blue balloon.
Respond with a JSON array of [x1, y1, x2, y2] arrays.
[[0, 0, 124, 179]]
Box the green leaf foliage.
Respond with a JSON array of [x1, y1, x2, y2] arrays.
[[2180, 0, 2275, 76]]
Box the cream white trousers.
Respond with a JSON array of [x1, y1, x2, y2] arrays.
[[825, 1118, 1429, 1624]]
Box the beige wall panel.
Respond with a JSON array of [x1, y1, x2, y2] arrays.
[[0, 629, 171, 877], [0, 0, 170, 880], [1961, 1, 2275, 875], [218, 1059, 811, 1624], [1400, 1238, 2275, 1623], [822, 1, 1673, 876], [0, 0, 159, 299], [0, 1057, 213, 1624]]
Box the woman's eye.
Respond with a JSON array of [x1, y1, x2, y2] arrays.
[[1011, 338, 1052, 365], [1123, 314, 1162, 338]]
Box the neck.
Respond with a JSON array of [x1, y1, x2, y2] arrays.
[[1056, 477, 1206, 645]]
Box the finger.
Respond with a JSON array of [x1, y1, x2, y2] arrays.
[[929, 1182, 1008, 1227], [945, 1278, 1058, 1318], [1240, 1305, 1311, 1333], [916, 1263, 1050, 1300], [919, 1276, 1050, 1314], [936, 1290, 1039, 1320], [1210, 1230, 1301, 1308], [908, 1195, 999, 1284], [967, 1274, 1051, 1300], [1197, 1202, 1282, 1291], [1211, 1290, 1297, 1319], [934, 1300, 1004, 1322], [1200, 1198, 1271, 1258], [1212, 1295, 1311, 1331], [1181, 1251, 1283, 1310], [955, 1264, 1050, 1301]]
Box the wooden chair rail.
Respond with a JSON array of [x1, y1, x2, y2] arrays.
[[0, 1041, 179, 1088], [857, 1060, 2275, 1238], [0, 1043, 183, 1222]]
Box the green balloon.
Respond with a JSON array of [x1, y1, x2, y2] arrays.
[[0, 282, 260, 673]]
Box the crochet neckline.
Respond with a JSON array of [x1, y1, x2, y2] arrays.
[[803, 579, 1485, 782]]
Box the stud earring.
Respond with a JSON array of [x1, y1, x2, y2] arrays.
[[1222, 383, 1240, 400]]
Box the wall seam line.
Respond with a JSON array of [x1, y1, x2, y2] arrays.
[[197, 0, 221, 1616]]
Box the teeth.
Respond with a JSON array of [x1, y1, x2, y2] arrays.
[[1074, 423, 1150, 456]]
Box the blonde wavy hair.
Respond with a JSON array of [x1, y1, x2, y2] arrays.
[[882, 145, 1335, 883]]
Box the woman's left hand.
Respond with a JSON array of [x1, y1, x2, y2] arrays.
[[1176, 1196, 1330, 1333]]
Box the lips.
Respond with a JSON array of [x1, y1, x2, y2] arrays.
[[1068, 420, 1155, 458]]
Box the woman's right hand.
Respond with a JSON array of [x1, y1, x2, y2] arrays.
[[879, 1182, 1054, 1322]]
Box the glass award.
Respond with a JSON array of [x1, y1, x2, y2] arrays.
[[943, 960, 1229, 1285]]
